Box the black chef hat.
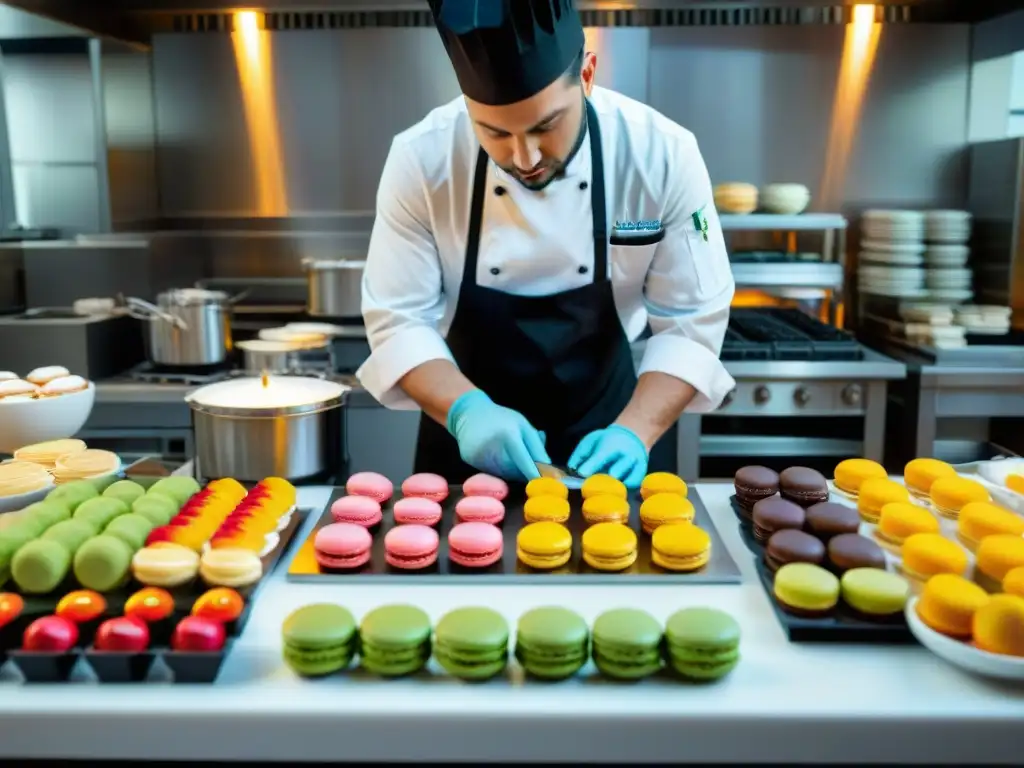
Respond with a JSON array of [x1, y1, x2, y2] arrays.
[[429, 0, 584, 106]]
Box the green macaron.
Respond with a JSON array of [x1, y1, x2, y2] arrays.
[[663, 607, 741, 682], [41, 519, 97, 554], [73, 534, 133, 592], [359, 604, 432, 677], [282, 603, 358, 676], [103, 480, 146, 506], [0, 526, 39, 585], [514, 606, 590, 680], [23, 500, 72, 530], [591, 608, 663, 680], [103, 513, 154, 550], [434, 607, 509, 681], [73, 497, 130, 531], [148, 476, 201, 507], [47, 480, 99, 511], [131, 493, 179, 526], [11, 538, 72, 594]]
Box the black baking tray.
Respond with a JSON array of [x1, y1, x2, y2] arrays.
[[727, 309, 863, 362], [0, 509, 307, 653], [288, 486, 742, 584], [754, 559, 915, 644]]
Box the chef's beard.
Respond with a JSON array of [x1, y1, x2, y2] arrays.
[[502, 95, 589, 192]]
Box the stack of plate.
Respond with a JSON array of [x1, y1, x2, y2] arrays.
[[925, 210, 972, 243], [896, 303, 966, 348], [954, 305, 1012, 335], [859, 210, 927, 297], [924, 210, 973, 303]]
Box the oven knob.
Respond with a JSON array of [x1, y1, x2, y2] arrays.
[[842, 384, 863, 406], [794, 387, 812, 406], [721, 389, 736, 408], [754, 385, 771, 405]]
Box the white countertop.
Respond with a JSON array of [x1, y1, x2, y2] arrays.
[[2, 483, 1023, 763]]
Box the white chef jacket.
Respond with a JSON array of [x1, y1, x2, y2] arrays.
[[357, 85, 736, 413]]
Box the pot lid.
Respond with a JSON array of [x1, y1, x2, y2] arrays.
[[258, 327, 328, 348], [302, 258, 366, 270], [186, 376, 348, 413], [160, 288, 229, 305]]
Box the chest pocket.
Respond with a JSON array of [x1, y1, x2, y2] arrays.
[[609, 238, 659, 292]]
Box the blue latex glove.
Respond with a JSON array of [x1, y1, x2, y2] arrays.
[[447, 389, 550, 481], [568, 425, 649, 489]]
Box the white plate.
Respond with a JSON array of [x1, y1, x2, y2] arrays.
[[0, 481, 56, 514], [861, 251, 924, 266], [905, 597, 1024, 681]]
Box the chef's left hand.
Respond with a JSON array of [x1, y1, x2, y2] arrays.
[[568, 425, 649, 489]]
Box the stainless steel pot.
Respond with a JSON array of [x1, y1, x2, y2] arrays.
[[237, 339, 303, 375], [304, 258, 364, 318], [186, 376, 348, 481], [145, 288, 233, 366]]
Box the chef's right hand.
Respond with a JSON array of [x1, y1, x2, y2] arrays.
[[446, 389, 550, 481]]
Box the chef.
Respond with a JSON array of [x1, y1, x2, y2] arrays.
[[357, 0, 735, 487]]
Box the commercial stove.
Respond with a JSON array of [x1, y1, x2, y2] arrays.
[[682, 308, 906, 479]]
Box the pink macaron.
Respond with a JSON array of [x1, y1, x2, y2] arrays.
[[314, 523, 373, 570], [345, 471, 394, 503], [384, 524, 440, 570], [401, 473, 449, 503], [462, 472, 509, 501], [455, 495, 505, 525], [331, 495, 383, 528], [448, 522, 504, 568], [393, 497, 443, 526]]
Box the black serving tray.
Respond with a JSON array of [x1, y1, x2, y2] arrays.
[[0, 509, 307, 654], [288, 486, 742, 584], [754, 559, 915, 644]]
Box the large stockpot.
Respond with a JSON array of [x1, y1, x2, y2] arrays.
[[146, 288, 233, 366], [304, 258, 364, 319], [186, 376, 348, 481]]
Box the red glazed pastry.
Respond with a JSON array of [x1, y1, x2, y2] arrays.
[[23, 615, 78, 652], [0, 593, 24, 629], [172, 616, 226, 652], [95, 616, 150, 652]]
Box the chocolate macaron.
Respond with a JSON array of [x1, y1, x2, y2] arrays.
[[752, 497, 806, 544], [780, 467, 829, 507], [827, 533, 886, 574], [765, 529, 826, 572], [733, 466, 780, 518], [805, 502, 861, 542]]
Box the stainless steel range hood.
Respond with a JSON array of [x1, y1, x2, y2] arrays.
[[2, 0, 1019, 46]]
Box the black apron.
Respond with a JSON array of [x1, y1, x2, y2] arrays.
[[414, 100, 676, 482]]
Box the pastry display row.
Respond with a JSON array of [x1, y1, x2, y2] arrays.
[[732, 458, 1024, 675], [288, 470, 742, 583], [0, 473, 307, 683], [282, 602, 741, 684]]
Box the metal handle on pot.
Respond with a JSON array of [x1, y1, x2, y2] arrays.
[[123, 296, 189, 331]]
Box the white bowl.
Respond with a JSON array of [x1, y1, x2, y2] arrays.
[[0, 481, 55, 514], [0, 382, 95, 455], [905, 597, 1024, 681]]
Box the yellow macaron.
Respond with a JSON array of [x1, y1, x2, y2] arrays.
[[130, 544, 201, 588], [915, 573, 990, 638], [525, 477, 568, 501], [516, 521, 572, 570], [956, 501, 1024, 553], [581, 474, 627, 500], [856, 477, 910, 524], [651, 523, 711, 572], [903, 458, 956, 500], [198, 547, 263, 588], [1003, 566, 1024, 599], [929, 476, 990, 520], [873, 502, 939, 552], [975, 534, 1024, 593], [639, 492, 695, 534], [833, 458, 887, 497], [581, 522, 637, 571], [899, 533, 968, 588], [524, 495, 571, 524], [1007, 474, 1024, 495], [581, 495, 630, 525], [640, 472, 687, 501]]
